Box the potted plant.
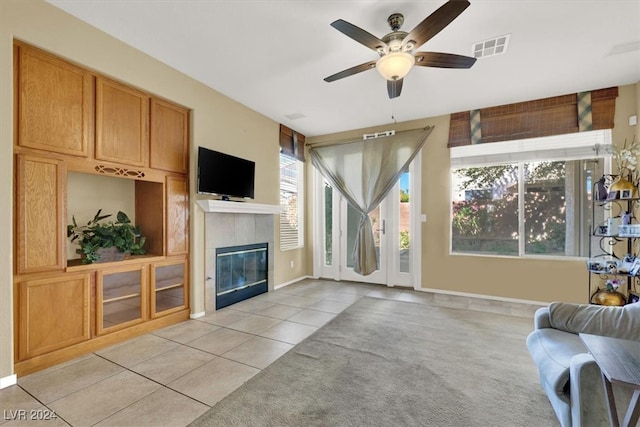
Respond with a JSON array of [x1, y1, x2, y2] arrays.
[[67, 209, 146, 264]]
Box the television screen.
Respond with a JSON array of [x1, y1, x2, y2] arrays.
[[197, 147, 255, 199]]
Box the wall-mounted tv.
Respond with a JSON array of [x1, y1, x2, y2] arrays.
[[197, 146, 255, 200]]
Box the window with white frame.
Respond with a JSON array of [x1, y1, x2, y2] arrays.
[[280, 153, 304, 250], [450, 130, 611, 257]]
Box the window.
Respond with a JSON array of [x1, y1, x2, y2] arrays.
[[280, 153, 304, 250], [450, 130, 611, 257]]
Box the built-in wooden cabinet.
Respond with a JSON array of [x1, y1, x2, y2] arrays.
[[97, 264, 147, 334], [167, 175, 189, 255], [151, 259, 188, 317], [16, 272, 91, 360], [150, 98, 189, 173], [15, 44, 92, 158], [95, 77, 149, 167], [15, 155, 66, 274], [13, 42, 191, 376]]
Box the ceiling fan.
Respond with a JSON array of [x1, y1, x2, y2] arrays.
[[324, 0, 477, 99]]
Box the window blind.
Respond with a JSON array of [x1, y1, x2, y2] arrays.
[[450, 129, 612, 168], [280, 154, 304, 250], [448, 87, 618, 148]]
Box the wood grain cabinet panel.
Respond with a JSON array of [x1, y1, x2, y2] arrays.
[[95, 77, 149, 167], [166, 176, 189, 255], [150, 98, 189, 173], [17, 273, 91, 361], [15, 155, 66, 274], [16, 44, 92, 157]]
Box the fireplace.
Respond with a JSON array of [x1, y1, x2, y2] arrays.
[[215, 242, 268, 309], [199, 201, 279, 313]]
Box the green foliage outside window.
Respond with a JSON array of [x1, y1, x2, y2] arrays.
[[452, 162, 568, 256]]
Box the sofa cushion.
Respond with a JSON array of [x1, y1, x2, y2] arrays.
[[526, 328, 588, 403], [549, 301, 640, 340]]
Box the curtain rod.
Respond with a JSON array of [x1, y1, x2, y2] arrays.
[[306, 126, 433, 148]]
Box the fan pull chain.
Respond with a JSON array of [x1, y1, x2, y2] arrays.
[[391, 99, 398, 124]]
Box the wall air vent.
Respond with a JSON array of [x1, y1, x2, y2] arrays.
[[472, 34, 510, 59]]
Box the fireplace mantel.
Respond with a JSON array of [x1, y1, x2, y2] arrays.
[[197, 199, 282, 215]]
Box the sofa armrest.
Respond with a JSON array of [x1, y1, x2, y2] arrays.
[[533, 307, 552, 329], [569, 353, 610, 427]]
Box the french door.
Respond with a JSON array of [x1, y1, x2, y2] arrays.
[[314, 155, 422, 288], [339, 199, 387, 284]]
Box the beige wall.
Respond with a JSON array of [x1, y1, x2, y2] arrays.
[[0, 0, 307, 382], [308, 83, 639, 304]]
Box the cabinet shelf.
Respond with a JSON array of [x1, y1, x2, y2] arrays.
[[66, 254, 164, 271], [155, 282, 183, 292], [103, 292, 142, 304], [589, 270, 638, 277]]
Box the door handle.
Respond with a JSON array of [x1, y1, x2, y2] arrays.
[[377, 219, 386, 235]]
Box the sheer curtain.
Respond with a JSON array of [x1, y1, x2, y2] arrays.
[[310, 127, 433, 275]]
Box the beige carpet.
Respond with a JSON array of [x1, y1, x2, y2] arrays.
[[191, 296, 557, 427]]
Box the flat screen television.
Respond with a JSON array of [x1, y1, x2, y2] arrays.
[[197, 146, 255, 200]]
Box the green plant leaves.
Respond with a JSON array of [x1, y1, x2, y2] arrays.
[[67, 209, 146, 264]]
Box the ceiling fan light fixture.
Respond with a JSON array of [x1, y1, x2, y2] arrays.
[[376, 51, 415, 81]]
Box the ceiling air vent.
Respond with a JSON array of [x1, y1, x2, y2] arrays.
[[473, 34, 510, 59]]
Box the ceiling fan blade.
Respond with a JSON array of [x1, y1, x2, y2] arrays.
[[414, 51, 477, 68], [387, 79, 403, 99], [331, 19, 388, 52], [403, 0, 470, 49], [324, 60, 377, 82]]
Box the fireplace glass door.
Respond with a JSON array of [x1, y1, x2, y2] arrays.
[[216, 242, 268, 309]]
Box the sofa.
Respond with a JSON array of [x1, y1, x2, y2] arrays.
[[526, 301, 640, 427]]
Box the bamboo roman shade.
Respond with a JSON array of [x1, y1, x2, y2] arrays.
[[448, 87, 618, 148], [279, 124, 306, 161]]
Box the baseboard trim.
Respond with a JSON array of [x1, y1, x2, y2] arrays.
[[418, 286, 548, 307], [275, 275, 313, 290], [190, 311, 205, 319], [0, 374, 17, 389]]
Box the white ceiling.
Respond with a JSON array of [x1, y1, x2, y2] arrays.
[[47, 0, 640, 137]]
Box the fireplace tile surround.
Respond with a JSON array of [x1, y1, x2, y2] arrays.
[[204, 211, 275, 313]]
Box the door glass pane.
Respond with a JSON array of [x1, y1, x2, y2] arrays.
[[399, 172, 410, 273], [324, 181, 333, 266], [346, 203, 381, 270]]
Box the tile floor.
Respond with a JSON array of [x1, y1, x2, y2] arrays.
[[0, 279, 542, 426]]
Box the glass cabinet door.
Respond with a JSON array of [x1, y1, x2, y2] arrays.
[[96, 264, 147, 334], [150, 259, 187, 317]]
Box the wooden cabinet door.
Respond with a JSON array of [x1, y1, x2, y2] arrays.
[[150, 259, 188, 317], [150, 98, 189, 173], [15, 155, 66, 274], [95, 77, 149, 167], [16, 44, 92, 157], [96, 263, 148, 335], [16, 272, 91, 361], [166, 175, 189, 255]]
